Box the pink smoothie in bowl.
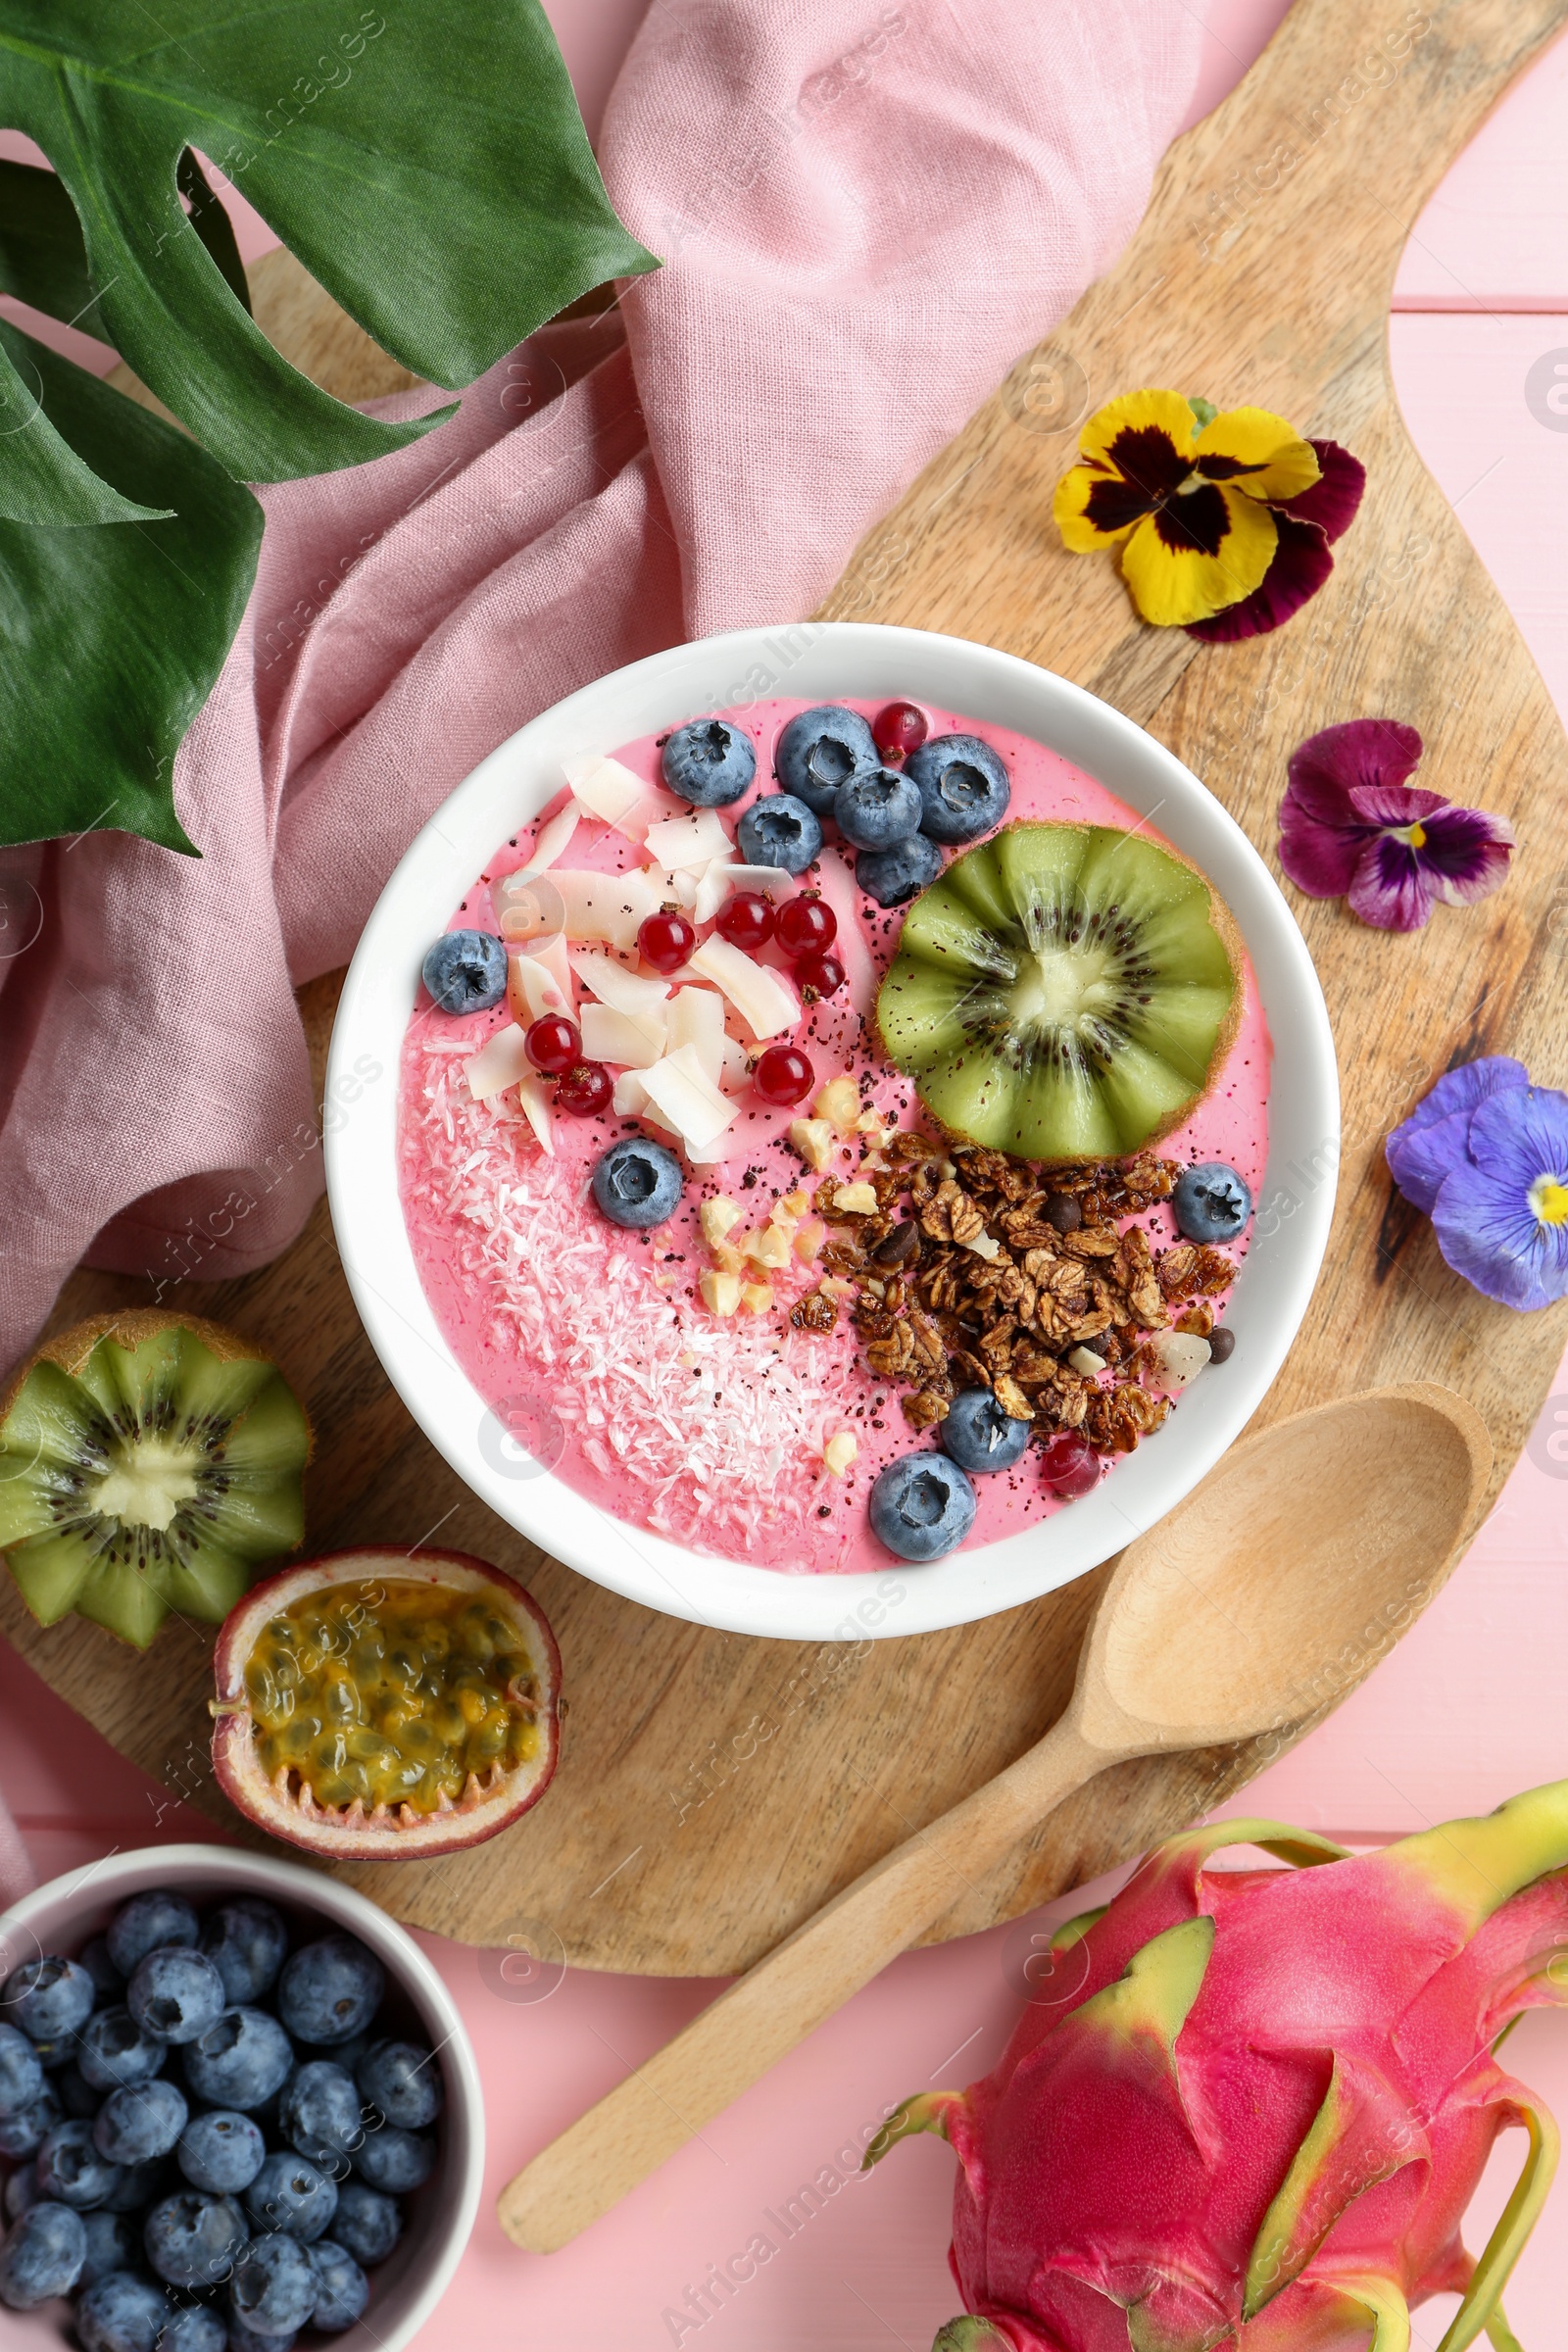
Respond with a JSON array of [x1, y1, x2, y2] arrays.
[[396, 698, 1269, 1577]]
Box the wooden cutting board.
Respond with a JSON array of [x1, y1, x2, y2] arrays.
[[8, 0, 1568, 1976]]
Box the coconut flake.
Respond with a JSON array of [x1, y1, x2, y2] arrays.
[[579, 1003, 668, 1069], [570, 949, 672, 1018], [644, 808, 733, 872], [689, 935, 799, 1041], [564, 754, 661, 837], [466, 1025, 531, 1101]]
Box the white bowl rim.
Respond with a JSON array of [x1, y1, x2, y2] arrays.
[[325, 620, 1338, 1643], [0, 1843, 484, 2352]]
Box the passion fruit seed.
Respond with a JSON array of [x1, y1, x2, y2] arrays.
[[243, 1584, 542, 1817]]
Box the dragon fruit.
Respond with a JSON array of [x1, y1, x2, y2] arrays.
[[868, 1783, 1568, 2351]]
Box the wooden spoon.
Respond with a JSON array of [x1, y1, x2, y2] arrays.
[[499, 1380, 1490, 2251]]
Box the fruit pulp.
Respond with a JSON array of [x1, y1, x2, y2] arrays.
[[243, 1580, 544, 1814]]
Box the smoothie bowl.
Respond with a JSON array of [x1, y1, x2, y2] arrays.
[[326, 624, 1336, 1641]]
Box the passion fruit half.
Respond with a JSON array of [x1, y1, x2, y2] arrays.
[[212, 1547, 562, 1859]]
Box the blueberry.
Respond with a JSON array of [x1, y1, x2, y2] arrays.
[[228, 2320, 295, 2352], [5, 2164, 40, 2217], [77, 2268, 169, 2352], [3, 1954, 95, 2042], [157, 2307, 227, 2352], [246, 2151, 338, 2242], [79, 2008, 169, 2095], [906, 732, 1011, 845], [276, 1937, 384, 2050], [1171, 1160, 1251, 1244], [735, 792, 822, 876], [0, 2197, 87, 2307], [590, 1138, 684, 1230], [352, 2126, 433, 2193], [868, 1452, 977, 1561], [79, 2206, 139, 2289], [309, 2237, 369, 2332], [58, 2061, 102, 2120], [856, 831, 943, 908], [329, 2180, 401, 2268], [230, 2232, 318, 2336], [661, 716, 757, 808], [144, 2191, 249, 2291], [773, 705, 879, 815], [941, 1389, 1032, 1475], [0, 2022, 45, 2117], [128, 1950, 226, 2048], [182, 2009, 293, 2111], [420, 927, 507, 1015], [279, 2062, 364, 2169], [199, 1900, 288, 2008], [35, 2116, 124, 2209], [102, 2155, 173, 2214], [178, 2109, 266, 2196], [79, 1937, 126, 2003], [832, 764, 922, 852], [108, 1895, 199, 1981], [356, 2039, 442, 2132], [0, 2087, 60, 2158], [95, 2079, 188, 2167]]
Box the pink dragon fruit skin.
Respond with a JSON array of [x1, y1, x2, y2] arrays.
[[867, 1783, 1568, 2352]]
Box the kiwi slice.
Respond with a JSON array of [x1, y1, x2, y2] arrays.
[[0, 1314, 311, 1649], [877, 820, 1241, 1160]]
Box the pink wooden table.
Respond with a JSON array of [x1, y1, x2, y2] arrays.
[[4, 4, 1568, 2342]]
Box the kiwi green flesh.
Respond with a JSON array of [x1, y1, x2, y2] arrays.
[[0, 1329, 308, 1648], [878, 821, 1238, 1160]]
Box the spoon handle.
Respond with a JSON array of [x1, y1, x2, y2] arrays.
[[497, 1714, 1102, 2253]]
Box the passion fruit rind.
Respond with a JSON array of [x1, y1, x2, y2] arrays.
[[211, 1546, 562, 1861]]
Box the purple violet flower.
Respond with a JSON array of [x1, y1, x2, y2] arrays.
[[1279, 718, 1515, 930], [1386, 1062, 1568, 1309]]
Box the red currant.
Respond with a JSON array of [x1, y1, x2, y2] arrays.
[[873, 700, 928, 760], [715, 891, 775, 951], [523, 1015, 581, 1075], [1039, 1431, 1101, 1501], [638, 907, 697, 974], [776, 893, 837, 958], [554, 1061, 612, 1116], [753, 1043, 814, 1107], [795, 952, 846, 1001]]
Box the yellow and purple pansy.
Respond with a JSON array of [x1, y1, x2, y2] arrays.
[[1053, 389, 1365, 634], [1279, 718, 1515, 930]]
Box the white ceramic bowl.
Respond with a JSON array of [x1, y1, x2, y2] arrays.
[[326, 621, 1338, 1642], [0, 1845, 483, 2349]]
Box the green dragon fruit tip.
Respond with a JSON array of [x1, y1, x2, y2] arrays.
[[1388, 1777, 1568, 1931]]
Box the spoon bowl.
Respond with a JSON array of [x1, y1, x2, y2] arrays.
[[1078, 1383, 1493, 1753]]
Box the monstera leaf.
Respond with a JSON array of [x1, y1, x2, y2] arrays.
[[0, 0, 656, 851]]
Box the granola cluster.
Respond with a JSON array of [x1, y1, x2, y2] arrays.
[[790, 1130, 1236, 1458]]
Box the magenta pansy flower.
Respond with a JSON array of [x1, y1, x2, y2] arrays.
[[1278, 717, 1515, 930], [1387, 1057, 1568, 1310], [1185, 437, 1366, 642]]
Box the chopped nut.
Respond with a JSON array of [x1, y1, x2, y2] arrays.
[[814, 1074, 861, 1135], [1068, 1345, 1105, 1376], [820, 1275, 859, 1298], [959, 1231, 1003, 1262], [710, 1241, 745, 1276], [700, 1268, 742, 1317], [780, 1189, 809, 1216], [992, 1375, 1035, 1422], [790, 1286, 839, 1333], [744, 1223, 793, 1270], [787, 1117, 835, 1172], [793, 1216, 826, 1263], [739, 1280, 774, 1315], [700, 1197, 742, 1248], [823, 1431, 858, 1476]]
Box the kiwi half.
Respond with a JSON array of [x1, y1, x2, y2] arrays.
[[877, 820, 1242, 1161], [0, 1314, 310, 1649]]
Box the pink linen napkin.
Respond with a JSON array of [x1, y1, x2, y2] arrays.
[[0, 0, 1200, 1371]]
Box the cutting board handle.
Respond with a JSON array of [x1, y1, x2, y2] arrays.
[[1147, 0, 1568, 331]]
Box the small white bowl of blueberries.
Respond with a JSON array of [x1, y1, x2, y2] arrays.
[[0, 1846, 482, 2351]]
